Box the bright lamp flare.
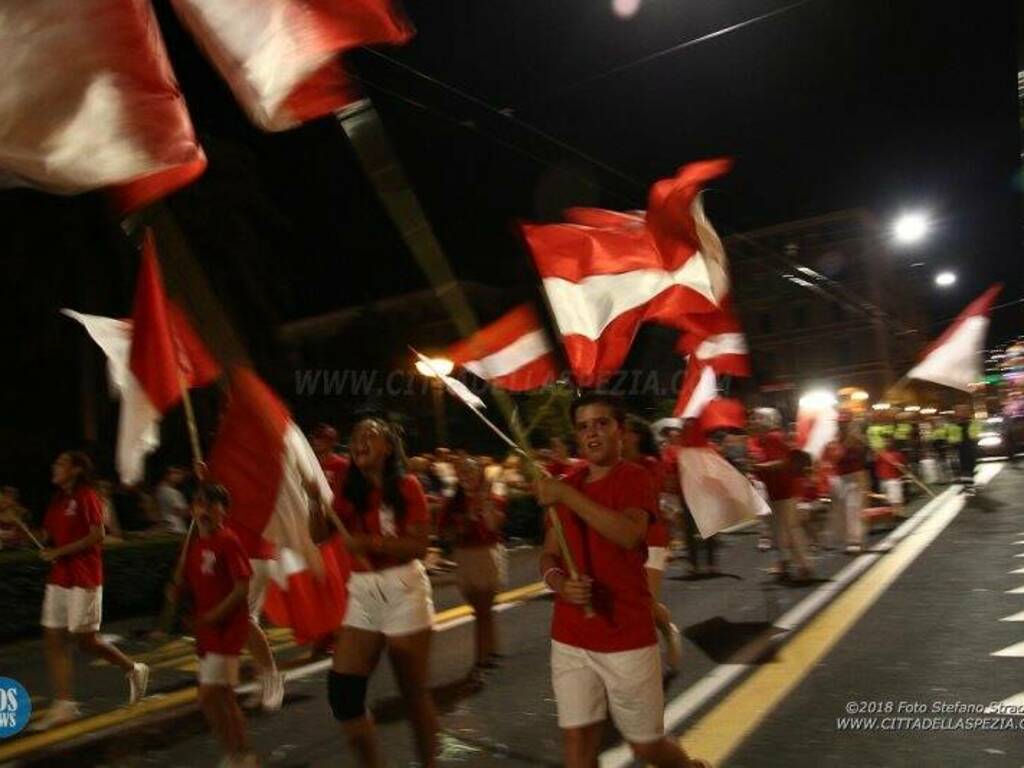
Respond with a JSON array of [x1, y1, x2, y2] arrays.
[[799, 390, 837, 410], [934, 271, 956, 287], [611, 0, 642, 17], [851, 390, 869, 401], [872, 402, 890, 411], [892, 212, 929, 244], [414, 357, 454, 378]]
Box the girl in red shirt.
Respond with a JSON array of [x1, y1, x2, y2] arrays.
[[330, 418, 438, 767], [33, 452, 149, 732], [438, 457, 507, 677]]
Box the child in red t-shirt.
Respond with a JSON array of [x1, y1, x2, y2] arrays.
[[875, 439, 906, 512], [175, 483, 255, 767]]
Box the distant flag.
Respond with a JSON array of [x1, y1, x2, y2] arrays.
[[796, 398, 838, 460], [0, 0, 206, 212], [446, 305, 559, 391], [906, 284, 1003, 391], [171, 0, 414, 131], [523, 159, 731, 385]]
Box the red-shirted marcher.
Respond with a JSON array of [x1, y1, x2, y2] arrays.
[[330, 418, 438, 767], [536, 394, 709, 768], [32, 452, 149, 731], [622, 416, 683, 672], [875, 439, 907, 511], [311, 423, 349, 500], [824, 415, 868, 552], [176, 483, 256, 767], [437, 457, 507, 677]]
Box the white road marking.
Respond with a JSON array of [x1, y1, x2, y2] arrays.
[[1007, 567, 1024, 575], [991, 641, 1024, 658], [999, 610, 1024, 622], [1004, 585, 1024, 594]]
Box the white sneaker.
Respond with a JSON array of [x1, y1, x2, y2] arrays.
[[260, 671, 285, 712], [127, 662, 150, 705], [29, 699, 80, 731]]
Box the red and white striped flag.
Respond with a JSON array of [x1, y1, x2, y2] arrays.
[[523, 159, 730, 386], [171, 0, 413, 131], [0, 0, 206, 212], [209, 368, 347, 640], [446, 305, 559, 391], [906, 284, 1002, 392]]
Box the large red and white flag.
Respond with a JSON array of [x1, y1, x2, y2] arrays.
[[906, 284, 1002, 392], [446, 305, 559, 391], [172, 0, 413, 131], [676, 446, 769, 538], [0, 0, 206, 212], [795, 395, 838, 460], [209, 367, 346, 640], [523, 159, 731, 385]]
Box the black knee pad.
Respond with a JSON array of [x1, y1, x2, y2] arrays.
[[328, 670, 368, 722]]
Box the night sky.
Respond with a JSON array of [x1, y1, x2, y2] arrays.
[[0, 0, 1020, 501]]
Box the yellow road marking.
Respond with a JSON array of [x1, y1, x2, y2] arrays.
[[679, 493, 963, 765], [0, 580, 547, 762]]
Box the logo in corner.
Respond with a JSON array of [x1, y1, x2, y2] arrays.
[[0, 677, 31, 738]]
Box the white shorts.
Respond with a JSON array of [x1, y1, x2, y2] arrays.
[[551, 640, 664, 744], [41, 585, 102, 633], [343, 560, 434, 637], [198, 653, 240, 686], [644, 546, 669, 572], [248, 559, 272, 618], [882, 478, 904, 506], [453, 544, 507, 596]]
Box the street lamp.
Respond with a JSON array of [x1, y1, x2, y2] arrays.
[[798, 390, 837, 410], [934, 271, 956, 287], [892, 212, 930, 245], [414, 356, 454, 448]]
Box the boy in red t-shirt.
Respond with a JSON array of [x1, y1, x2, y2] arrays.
[[535, 393, 708, 768], [32, 452, 149, 732], [875, 439, 907, 513], [174, 483, 255, 767]]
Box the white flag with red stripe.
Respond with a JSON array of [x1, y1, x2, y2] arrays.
[[795, 399, 838, 460], [906, 284, 1002, 392], [677, 447, 769, 538], [0, 0, 206, 212], [446, 305, 559, 391], [171, 0, 413, 131], [523, 159, 731, 386]]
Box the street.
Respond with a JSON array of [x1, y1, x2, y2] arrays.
[[0, 462, 1016, 767]]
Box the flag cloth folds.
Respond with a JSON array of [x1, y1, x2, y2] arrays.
[[172, 0, 413, 131], [906, 284, 1002, 392], [523, 159, 731, 385], [677, 447, 769, 538], [263, 534, 350, 644], [0, 0, 206, 212], [446, 305, 559, 391]]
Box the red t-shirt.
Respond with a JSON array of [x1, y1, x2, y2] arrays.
[[226, 517, 275, 560], [185, 526, 253, 656], [438, 491, 506, 548], [546, 457, 584, 479], [750, 430, 796, 501], [550, 461, 657, 653], [335, 474, 430, 572], [635, 456, 670, 548], [44, 487, 104, 588], [875, 450, 905, 481], [826, 440, 866, 476], [319, 452, 350, 499]]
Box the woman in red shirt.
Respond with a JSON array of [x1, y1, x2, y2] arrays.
[[622, 416, 683, 672], [33, 452, 149, 731], [329, 418, 438, 767], [438, 457, 507, 677]]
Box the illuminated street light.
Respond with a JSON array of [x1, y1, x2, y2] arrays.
[[934, 271, 956, 287], [611, 0, 642, 17], [904, 405, 921, 412], [414, 357, 454, 378], [872, 402, 890, 411], [851, 390, 869, 401], [921, 407, 937, 415], [892, 212, 929, 245], [798, 390, 837, 410], [414, 356, 455, 446]]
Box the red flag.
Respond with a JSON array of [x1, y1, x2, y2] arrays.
[[262, 535, 350, 644], [172, 0, 414, 131], [446, 305, 559, 391], [524, 160, 731, 385], [906, 284, 1002, 391], [0, 0, 206, 213]]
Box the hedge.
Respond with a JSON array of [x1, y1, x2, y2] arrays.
[[0, 536, 180, 642]]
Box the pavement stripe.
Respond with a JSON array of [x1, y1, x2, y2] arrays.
[[1003, 585, 1024, 594], [0, 579, 547, 763], [991, 641, 1024, 658], [1007, 567, 1024, 575], [999, 610, 1024, 622]]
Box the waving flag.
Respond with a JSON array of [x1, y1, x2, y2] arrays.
[[0, 0, 206, 212], [262, 535, 350, 644], [172, 0, 413, 131], [906, 284, 1002, 392], [446, 305, 559, 391], [524, 159, 730, 385]]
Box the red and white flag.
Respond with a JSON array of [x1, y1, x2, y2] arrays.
[[676, 446, 769, 538], [523, 159, 730, 385], [795, 396, 838, 460], [674, 363, 718, 419], [172, 0, 413, 131], [446, 305, 559, 391], [0, 0, 206, 212], [906, 284, 1002, 392], [209, 368, 347, 640]]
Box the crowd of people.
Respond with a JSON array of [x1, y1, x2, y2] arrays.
[[4, 391, 985, 768]]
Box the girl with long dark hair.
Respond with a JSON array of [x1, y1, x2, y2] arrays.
[[329, 418, 438, 767]]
